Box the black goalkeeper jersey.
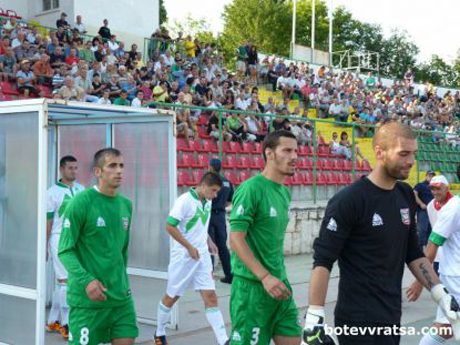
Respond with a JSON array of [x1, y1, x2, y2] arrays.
[[313, 176, 424, 324]]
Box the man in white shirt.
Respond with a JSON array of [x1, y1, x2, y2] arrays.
[[328, 98, 341, 120], [74, 15, 86, 34], [407, 174, 460, 344], [131, 90, 143, 107], [108, 35, 119, 52]]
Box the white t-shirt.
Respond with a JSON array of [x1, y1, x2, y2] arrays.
[[162, 54, 175, 67], [47, 182, 85, 235], [167, 188, 212, 255], [131, 97, 142, 107], [329, 103, 341, 116], [430, 195, 460, 276]]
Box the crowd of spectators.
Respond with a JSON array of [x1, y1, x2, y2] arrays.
[[2, 12, 460, 148]]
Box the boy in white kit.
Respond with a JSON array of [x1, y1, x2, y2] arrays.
[[407, 174, 460, 343], [154, 172, 229, 345], [45, 155, 85, 339]]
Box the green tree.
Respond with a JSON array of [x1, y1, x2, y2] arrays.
[[416, 55, 458, 87], [159, 0, 168, 26]]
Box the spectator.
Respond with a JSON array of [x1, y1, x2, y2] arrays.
[[74, 66, 99, 102], [4, 17, 19, 32], [33, 53, 54, 85], [152, 80, 169, 102], [52, 65, 68, 88], [74, 15, 87, 34], [98, 19, 112, 42], [226, 112, 250, 141], [97, 89, 112, 105], [16, 60, 39, 97], [0, 48, 18, 82], [79, 41, 95, 63], [235, 43, 247, 81], [247, 44, 258, 85], [113, 89, 130, 106], [65, 48, 80, 65], [414, 171, 435, 248], [59, 76, 84, 101], [15, 40, 36, 63], [108, 35, 119, 52], [56, 12, 71, 29], [50, 46, 66, 69], [131, 90, 144, 107], [329, 132, 351, 159]]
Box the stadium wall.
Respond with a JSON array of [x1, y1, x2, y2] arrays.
[[226, 204, 327, 256]]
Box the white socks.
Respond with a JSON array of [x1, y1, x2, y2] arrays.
[[205, 307, 228, 345], [58, 283, 69, 326], [47, 285, 61, 324], [156, 302, 172, 337], [419, 330, 446, 344]]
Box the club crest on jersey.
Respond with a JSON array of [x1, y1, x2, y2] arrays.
[[400, 208, 410, 225], [236, 205, 244, 215], [326, 217, 337, 231], [123, 217, 129, 230], [97, 216, 106, 227], [270, 206, 277, 217], [232, 331, 242, 342]]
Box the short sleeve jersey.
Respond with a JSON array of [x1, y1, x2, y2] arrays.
[[429, 195, 460, 277], [47, 181, 85, 235], [167, 188, 212, 254], [230, 174, 291, 281], [58, 187, 133, 308]]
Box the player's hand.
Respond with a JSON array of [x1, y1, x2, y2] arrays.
[[407, 280, 423, 302], [86, 280, 107, 302], [420, 204, 427, 210], [262, 274, 291, 300], [431, 284, 460, 340], [303, 306, 336, 345], [208, 240, 218, 255], [187, 246, 200, 261]]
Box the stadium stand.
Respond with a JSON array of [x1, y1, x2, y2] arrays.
[[2, 10, 460, 198]]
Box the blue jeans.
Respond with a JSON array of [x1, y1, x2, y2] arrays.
[[417, 209, 431, 247]]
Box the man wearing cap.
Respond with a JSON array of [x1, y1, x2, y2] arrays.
[[407, 173, 460, 344], [17, 60, 39, 97], [208, 159, 234, 284], [414, 171, 435, 249]]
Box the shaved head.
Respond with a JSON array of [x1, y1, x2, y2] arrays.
[[373, 122, 416, 150]]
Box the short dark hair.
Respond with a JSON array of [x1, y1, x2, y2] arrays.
[[199, 172, 223, 187], [59, 155, 77, 168], [262, 130, 297, 161], [93, 148, 122, 169]]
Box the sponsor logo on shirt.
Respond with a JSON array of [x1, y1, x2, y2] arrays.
[[326, 217, 337, 231], [123, 217, 129, 230], [96, 216, 106, 227], [63, 218, 71, 228], [232, 331, 242, 342], [236, 205, 244, 215], [372, 213, 383, 227], [270, 206, 277, 217], [400, 208, 410, 225]]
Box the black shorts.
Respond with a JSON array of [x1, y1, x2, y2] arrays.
[[334, 318, 400, 345]]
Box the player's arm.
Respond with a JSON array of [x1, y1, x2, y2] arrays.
[[58, 197, 106, 302], [122, 201, 133, 267], [413, 190, 426, 209], [46, 192, 55, 251], [165, 222, 200, 260], [229, 185, 290, 300], [303, 194, 353, 344]]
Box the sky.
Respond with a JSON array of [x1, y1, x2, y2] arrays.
[[164, 0, 460, 63]]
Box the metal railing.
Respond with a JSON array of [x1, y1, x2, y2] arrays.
[[137, 100, 460, 200]]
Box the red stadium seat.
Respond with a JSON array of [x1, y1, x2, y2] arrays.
[[253, 142, 263, 154], [362, 159, 372, 171], [241, 142, 253, 154], [251, 156, 265, 169], [298, 146, 309, 156], [316, 160, 325, 171], [192, 170, 204, 184], [237, 156, 252, 169], [0, 93, 12, 101], [177, 138, 191, 152], [343, 160, 352, 171], [202, 139, 218, 153], [0, 82, 19, 95], [239, 171, 252, 184], [37, 85, 51, 97], [332, 159, 344, 171], [197, 126, 211, 139], [290, 172, 304, 185], [322, 159, 333, 171], [220, 141, 230, 153], [223, 155, 238, 169], [297, 158, 308, 170], [305, 172, 313, 185], [177, 170, 193, 186], [327, 172, 338, 185], [354, 160, 363, 171], [337, 172, 348, 185], [224, 171, 239, 186], [318, 146, 330, 157], [229, 141, 242, 154], [188, 139, 201, 152], [316, 172, 327, 185], [197, 154, 210, 168]]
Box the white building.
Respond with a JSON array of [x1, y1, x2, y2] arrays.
[[3, 0, 159, 54]]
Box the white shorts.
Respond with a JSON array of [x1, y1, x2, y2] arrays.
[[49, 234, 68, 280], [236, 61, 246, 72], [166, 251, 215, 298], [435, 274, 460, 324]]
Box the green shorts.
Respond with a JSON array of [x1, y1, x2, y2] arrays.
[[230, 276, 302, 344], [68, 299, 138, 345]]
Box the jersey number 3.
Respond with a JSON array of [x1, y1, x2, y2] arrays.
[[250, 327, 260, 345]]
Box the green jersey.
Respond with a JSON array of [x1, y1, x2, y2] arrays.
[[230, 174, 291, 281], [58, 187, 133, 308]]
